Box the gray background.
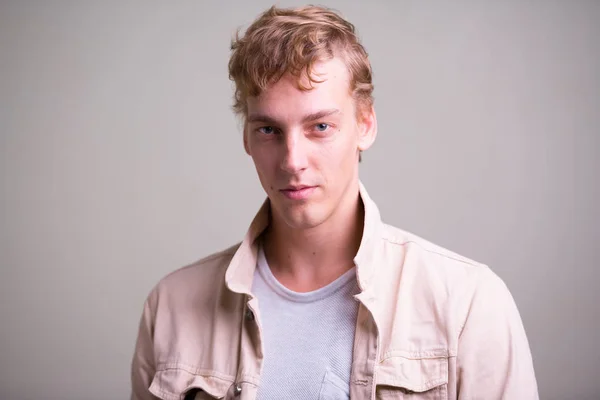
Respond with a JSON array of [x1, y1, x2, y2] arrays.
[[1, 1, 598, 399]]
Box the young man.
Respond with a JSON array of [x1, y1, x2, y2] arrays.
[[131, 5, 538, 399]]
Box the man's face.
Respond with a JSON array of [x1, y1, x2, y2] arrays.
[[244, 57, 376, 230]]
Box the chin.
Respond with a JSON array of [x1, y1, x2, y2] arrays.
[[286, 219, 321, 230], [280, 208, 327, 230]]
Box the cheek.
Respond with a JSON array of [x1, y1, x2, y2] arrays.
[[251, 148, 279, 182], [312, 135, 355, 181], [324, 127, 358, 162], [253, 154, 271, 175]]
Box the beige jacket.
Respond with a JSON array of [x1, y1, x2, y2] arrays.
[[131, 182, 538, 400]]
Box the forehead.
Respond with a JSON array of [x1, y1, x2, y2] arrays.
[[246, 58, 353, 120]]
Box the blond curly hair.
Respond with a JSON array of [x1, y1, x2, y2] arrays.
[[228, 5, 374, 120]]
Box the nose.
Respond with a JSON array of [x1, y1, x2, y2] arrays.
[[280, 130, 308, 173]]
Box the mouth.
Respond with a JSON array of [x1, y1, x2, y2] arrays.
[[280, 185, 316, 200]]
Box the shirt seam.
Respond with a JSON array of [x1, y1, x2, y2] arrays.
[[155, 362, 236, 383], [381, 236, 482, 268]]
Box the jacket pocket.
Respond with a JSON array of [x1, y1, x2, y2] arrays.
[[375, 356, 448, 399], [149, 364, 234, 400]]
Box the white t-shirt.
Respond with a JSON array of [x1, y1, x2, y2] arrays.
[[251, 244, 360, 399]]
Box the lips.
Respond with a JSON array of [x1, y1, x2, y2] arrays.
[[280, 185, 316, 200], [284, 185, 310, 191]]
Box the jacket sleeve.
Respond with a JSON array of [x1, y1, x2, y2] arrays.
[[130, 290, 160, 400], [457, 266, 539, 399]]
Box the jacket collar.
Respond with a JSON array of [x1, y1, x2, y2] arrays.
[[224, 180, 383, 297]]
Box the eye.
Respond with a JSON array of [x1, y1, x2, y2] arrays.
[[258, 126, 276, 135], [315, 123, 329, 132]]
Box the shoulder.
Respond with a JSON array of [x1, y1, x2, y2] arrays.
[[374, 223, 517, 352], [381, 223, 486, 274], [144, 242, 242, 307], [378, 222, 508, 305], [382, 223, 480, 267]]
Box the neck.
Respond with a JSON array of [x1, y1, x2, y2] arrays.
[[262, 183, 364, 292]]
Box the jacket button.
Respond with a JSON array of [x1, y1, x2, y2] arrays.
[[245, 309, 255, 321], [233, 383, 242, 396]]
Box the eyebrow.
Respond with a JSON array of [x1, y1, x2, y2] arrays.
[[246, 108, 341, 125]]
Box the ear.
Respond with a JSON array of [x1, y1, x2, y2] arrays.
[[357, 106, 377, 152], [243, 122, 251, 155]]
